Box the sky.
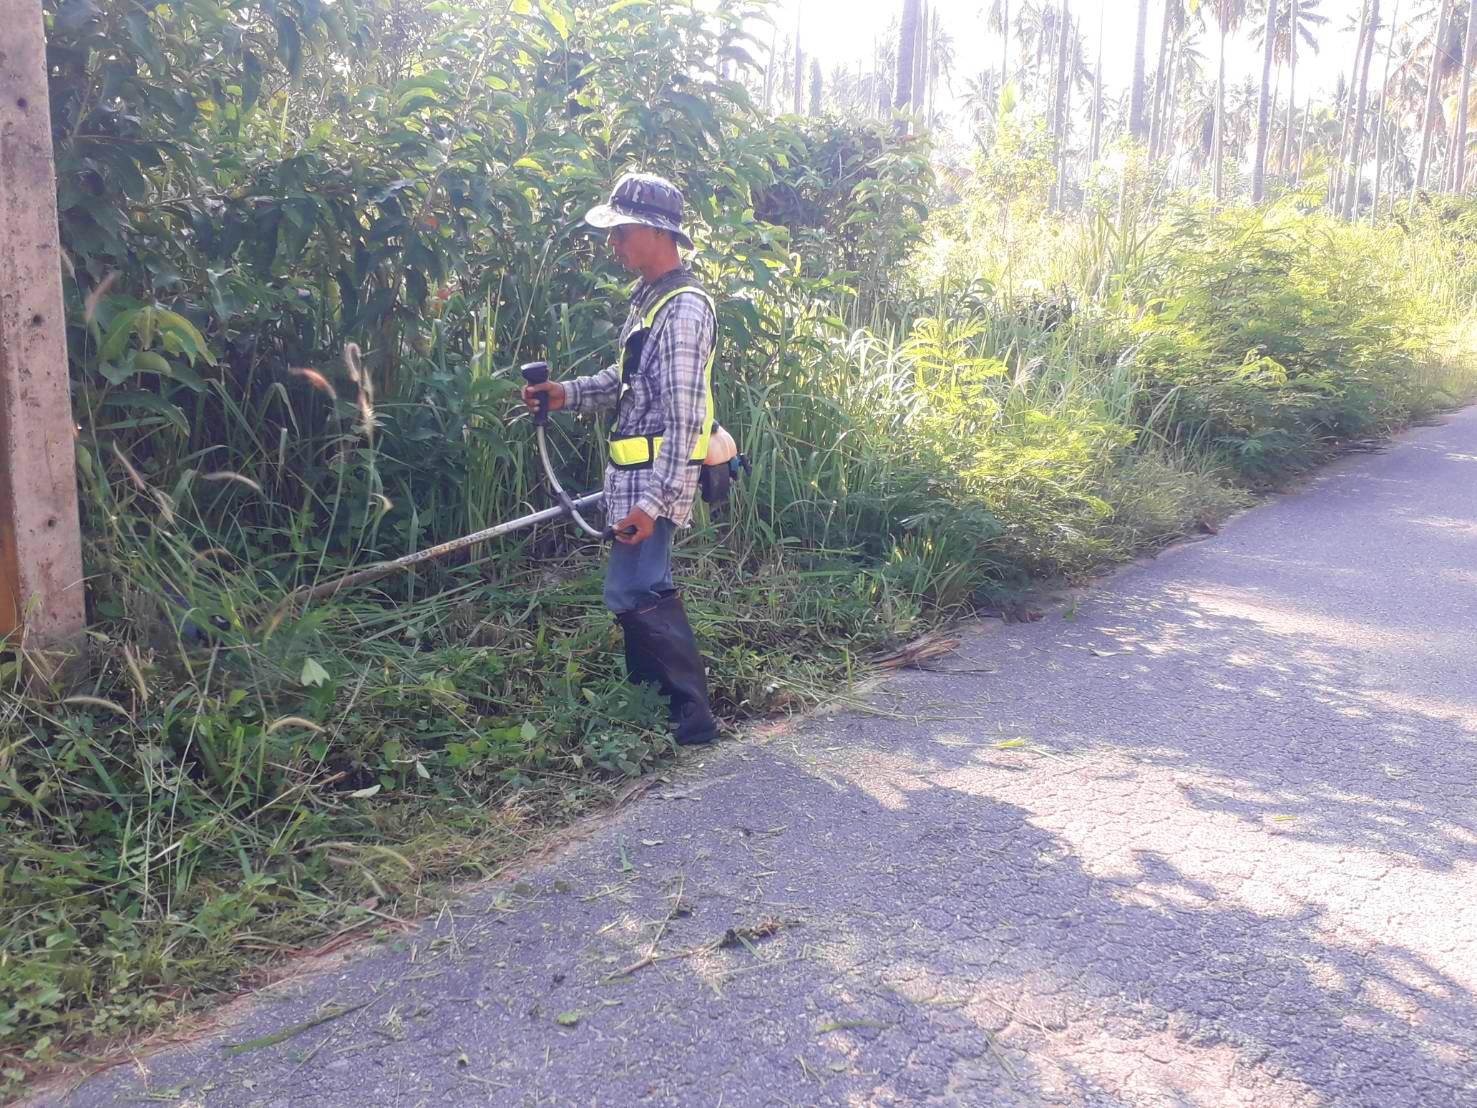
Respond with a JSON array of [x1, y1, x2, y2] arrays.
[[771, 0, 1374, 109]]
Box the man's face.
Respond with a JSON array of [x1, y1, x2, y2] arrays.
[[608, 224, 661, 271]]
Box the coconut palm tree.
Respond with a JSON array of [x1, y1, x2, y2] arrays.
[[1253, 0, 1279, 200], [1342, 0, 1381, 218], [895, 0, 922, 122], [928, 13, 957, 124], [1204, 0, 1252, 199], [1050, 0, 1072, 210], [1414, 0, 1455, 194], [1227, 74, 1263, 173], [1331, 0, 1375, 211], [1252, 1, 1331, 174], [1160, 23, 1209, 166], [869, 29, 900, 118], [988, 0, 1011, 90], [1091, 2, 1106, 161], [1370, 0, 1402, 217], [1014, 0, 1050, 69], [1013, 0, 1061, 109], [763, 22, 779, 111], [1453, 0, 1476, 190], [1150, 1, 1187, 158], [1151, 2, 1198, 160], [914, 0, 930, 122], [1299, 101, 1345, 181], [1182, 85, 1219, 182], [1376, 12, 1432, 196], [1100, 87, 1132, 154], [1131, 0, 1151, 139], [963, 70, 1003, 150]]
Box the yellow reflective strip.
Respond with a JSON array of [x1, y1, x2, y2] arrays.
[[693, 347, 714, 460], [641, 285, 714, 330], [609, 436, 658, 466]]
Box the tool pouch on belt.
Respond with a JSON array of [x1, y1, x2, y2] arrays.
[[699, 454, 752, 506], [698, 424, 744, 506], [698, 459, 730, 505]]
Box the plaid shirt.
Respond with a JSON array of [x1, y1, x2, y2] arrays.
[[562, 267, 715, 528]]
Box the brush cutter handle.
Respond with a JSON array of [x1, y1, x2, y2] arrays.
[[520, 361, 551, 426]]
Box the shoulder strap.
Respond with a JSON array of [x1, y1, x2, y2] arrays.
[[641, 285, 715, 331]]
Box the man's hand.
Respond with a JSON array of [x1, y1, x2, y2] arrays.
[[521, 381, 567, 413], [612, 506, 656, 545]]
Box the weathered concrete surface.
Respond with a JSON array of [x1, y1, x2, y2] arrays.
[[0, 0, 86, 645], [40, 408, 1477, 1107]]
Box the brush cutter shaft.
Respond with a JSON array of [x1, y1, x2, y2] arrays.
[[295, 492, 606, 602], [294, 359, 620, 604]]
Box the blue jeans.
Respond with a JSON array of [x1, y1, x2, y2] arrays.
[[603, 517, 676, 613]]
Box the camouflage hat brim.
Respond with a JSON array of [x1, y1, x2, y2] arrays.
[[583, 203, 694, 250]]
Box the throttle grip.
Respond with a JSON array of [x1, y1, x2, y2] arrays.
[[520, 360, 550, 426]]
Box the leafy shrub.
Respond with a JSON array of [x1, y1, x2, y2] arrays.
[[1129, 204, 1443, 479]]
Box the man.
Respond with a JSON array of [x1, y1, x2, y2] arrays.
[[522, 172, 720, 746]]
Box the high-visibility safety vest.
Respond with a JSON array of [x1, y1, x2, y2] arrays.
[[608, 286, 716, 470]]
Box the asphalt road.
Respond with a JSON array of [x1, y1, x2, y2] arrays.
[[37, 406, 1477, 1107]]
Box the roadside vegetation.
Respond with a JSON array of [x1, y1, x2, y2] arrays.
[[6, 0, 1477, 1089]]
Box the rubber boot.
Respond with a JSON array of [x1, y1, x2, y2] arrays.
[[617, 592, 719, 746], [623, 630, 655, 688]]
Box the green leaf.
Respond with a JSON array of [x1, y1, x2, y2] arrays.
[[390, 71, 454, 99], [152, 310, 217, 366], [98, 309, 142, 363], [663, 90, 720, 141], [165, 358, 206, 392], [275, 15, 303, 74], [241, 51, 264, 114], [300, 657, 331, 687], [538, 0, 571, 40], [555, 1011, 580, 1026], [125, 10, 164, 71], [100, 391, 190, 436], [519, 720, 537, 742], [133, 351, 173, 378], [395, 90, 442, 116]]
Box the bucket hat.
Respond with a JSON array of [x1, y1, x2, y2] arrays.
[[584, 172, 694, 249]]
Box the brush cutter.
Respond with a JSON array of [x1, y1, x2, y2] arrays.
[[294, 359, 748, 604], [293, 362, 619, 602]]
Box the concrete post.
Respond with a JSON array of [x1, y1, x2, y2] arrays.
[[0, 0, 87, 647]]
